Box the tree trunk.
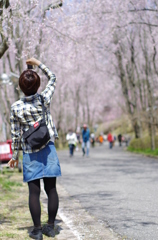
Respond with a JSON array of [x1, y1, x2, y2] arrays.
[[116, 48, 142, 138], [0, 1, 11, 58], [132, 119, 142, 139], [74, 86, 80, 131], [148, 116, 155, 150]]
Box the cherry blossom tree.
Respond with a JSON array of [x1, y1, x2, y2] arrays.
[[1, 0, 158, 148]]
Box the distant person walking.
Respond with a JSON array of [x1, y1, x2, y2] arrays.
[[8, 57, 61, 240], [66, 130, 77, 157], [107, 132, 113, 149], [113, 135, 116, 147], [118, 134, 122, 146], [124, 134, 130, 147], [82, 124, 90, 157], [90, 132, 95, 147], [76, 126, 81, 151], [98, 134, 104, 145]]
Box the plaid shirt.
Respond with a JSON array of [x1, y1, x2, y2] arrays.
[[10, 63, 58, 160]]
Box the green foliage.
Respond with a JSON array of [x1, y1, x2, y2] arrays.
[[95, 116, 133, 137], [128, 136, 158, 156], [129, 136, 158, 150], [0, 233, 18, 238], [128, 147, 158, 156], [0, 173, 22, 190]]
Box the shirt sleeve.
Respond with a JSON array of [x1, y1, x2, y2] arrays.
[[66, 134, 69, 141], [10, 107, 21, 160], [39, 63, 57, 106]]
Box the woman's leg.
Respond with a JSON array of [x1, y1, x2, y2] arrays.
[[28, 179, 41, 227], [69, 144, 71, 156], [82, 141, 85, 156], [69, 144, 73, 156], [72, 144, 75, 155], [43, 177, 59, 224], [86, 141, 90, 156]]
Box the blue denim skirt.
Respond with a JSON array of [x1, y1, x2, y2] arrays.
[[23, 141, 61, 182]]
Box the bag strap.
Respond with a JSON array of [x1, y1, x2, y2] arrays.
[[22, 95, 46, 139], [40, 95, 46, 122]]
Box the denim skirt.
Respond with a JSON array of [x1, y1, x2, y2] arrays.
[[23, 141, 61, 182]]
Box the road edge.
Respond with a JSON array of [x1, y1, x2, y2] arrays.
[[41, 181, 121, 240]]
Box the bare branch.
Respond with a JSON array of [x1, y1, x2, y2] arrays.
[[129, 21, 158, 27], [129, 8, 158, 12]]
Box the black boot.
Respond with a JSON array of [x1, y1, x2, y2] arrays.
[[42, 224, 55, 237], [82, 148, 85, 156], [29, 227, 43, 240]]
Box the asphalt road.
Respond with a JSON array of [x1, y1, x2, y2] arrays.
[[57, 143, 158, 240]]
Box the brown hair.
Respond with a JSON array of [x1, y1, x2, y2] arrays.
[[19, 70, 40, 96]]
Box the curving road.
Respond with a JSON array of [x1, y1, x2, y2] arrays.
[[57, 143, 158, 240]]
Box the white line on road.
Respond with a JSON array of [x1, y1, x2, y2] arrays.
[[58, 209, 82, 240], [41, 180, 82, 240]]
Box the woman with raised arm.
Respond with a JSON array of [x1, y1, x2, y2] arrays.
[[8, 58, 61, 240]]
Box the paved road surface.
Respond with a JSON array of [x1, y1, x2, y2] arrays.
[[57, 143, 158, 240]]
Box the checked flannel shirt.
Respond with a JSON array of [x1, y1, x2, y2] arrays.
[[10, 63, 58, 160]]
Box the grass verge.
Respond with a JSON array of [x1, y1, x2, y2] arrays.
[[0, 167, 52, 240], [127, 146, 158, 157]]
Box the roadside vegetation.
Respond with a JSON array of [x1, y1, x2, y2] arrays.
[[0, 167, 50, 240], [96, 116, 133, 137], [127, 136, 158, 157], [97, 116, 158, 157]]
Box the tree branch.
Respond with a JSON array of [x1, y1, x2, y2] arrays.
[[129, 22, 158, 27], [129, 8, 158, 12]]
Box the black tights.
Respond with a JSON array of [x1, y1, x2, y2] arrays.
[[28, 177, 59, 227]]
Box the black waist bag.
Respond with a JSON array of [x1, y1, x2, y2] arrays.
[[22, 95, 50, 150]]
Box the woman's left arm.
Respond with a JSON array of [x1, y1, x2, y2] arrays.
[[26, 57, 57, 106], [39, 64, 57, 106]]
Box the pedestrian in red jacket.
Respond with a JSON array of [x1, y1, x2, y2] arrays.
[[107, 133, 113, 149]]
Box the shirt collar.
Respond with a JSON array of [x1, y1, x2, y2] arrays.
[[21, 93, 39, 102]]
